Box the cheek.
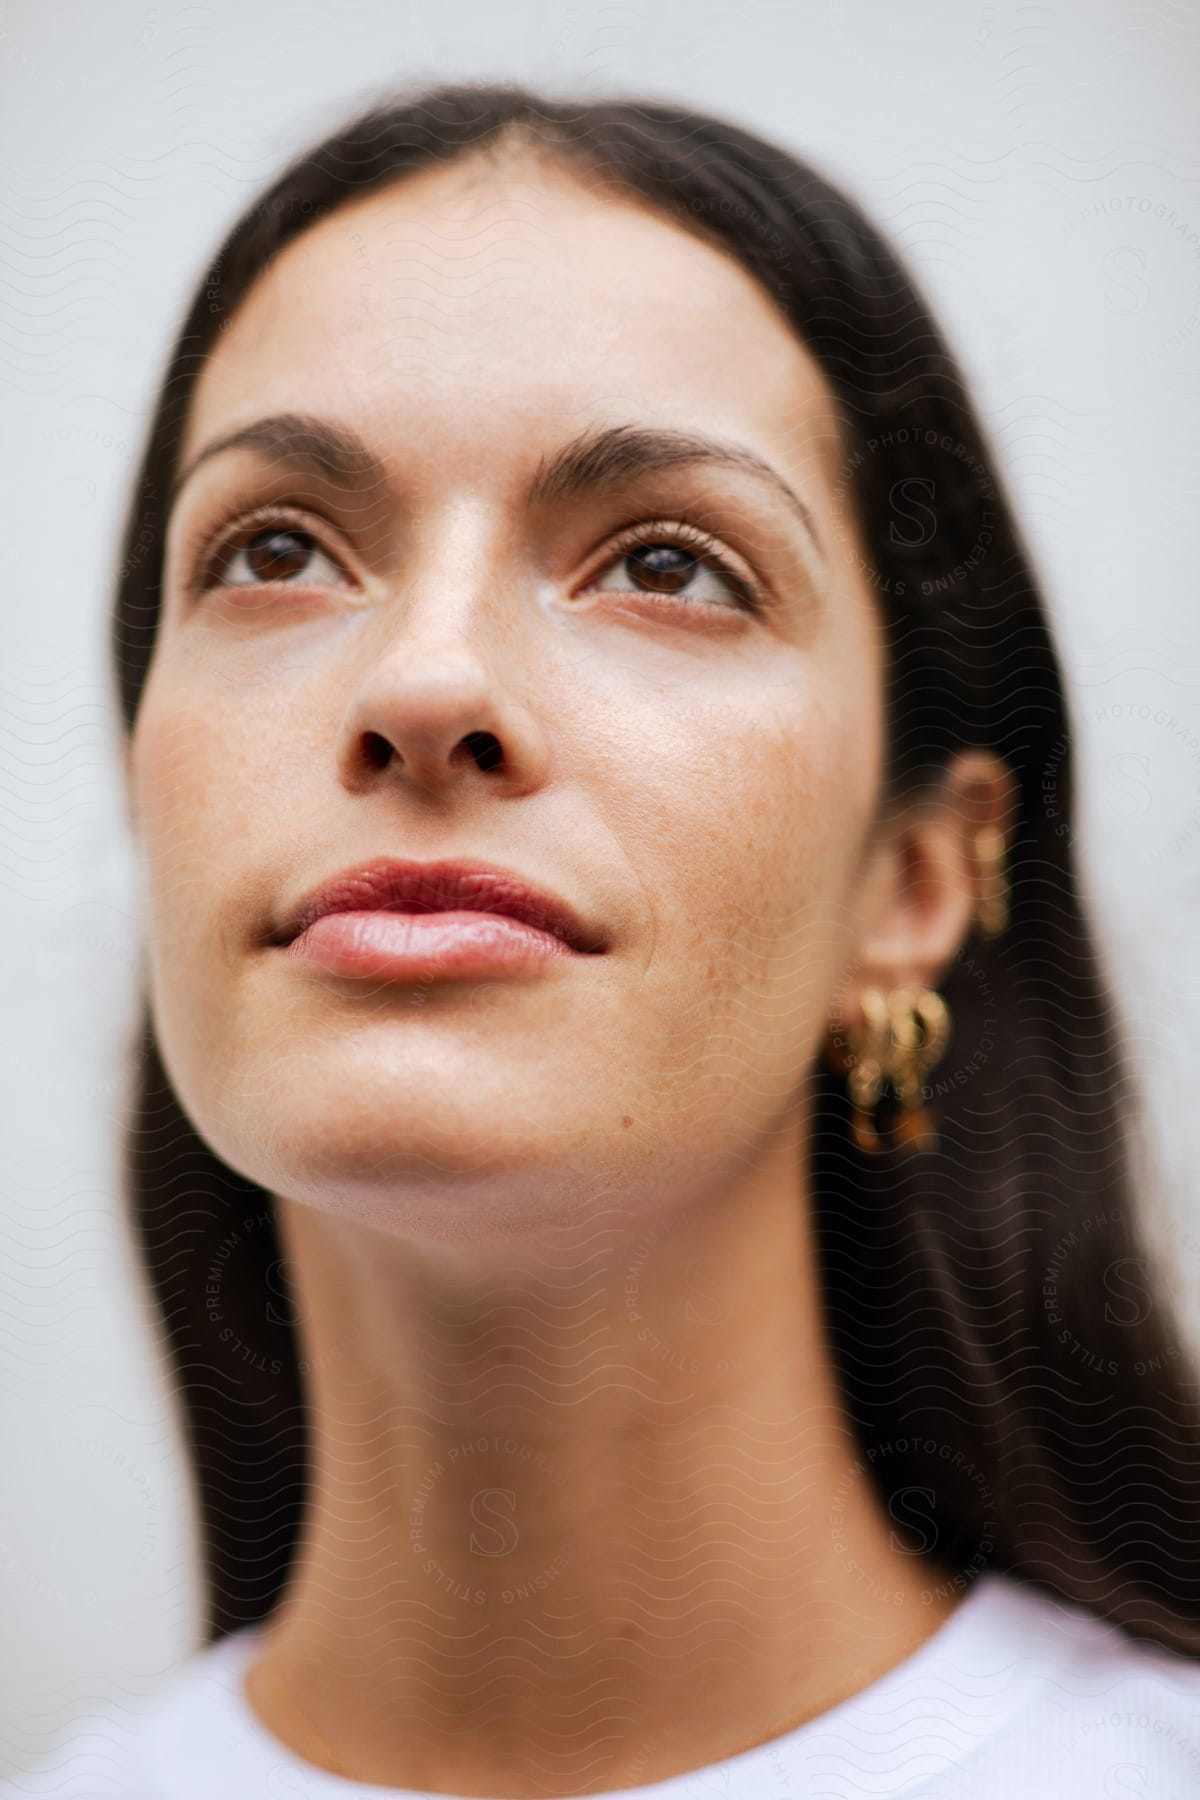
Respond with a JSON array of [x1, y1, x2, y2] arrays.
[[129, 679, 260, 948], [741, 751, 869, 995], [634, 674, 880, 1014], [128, 679, 283, 1131], [130, 691, 208, 914], [609, 680, 879, 1138]]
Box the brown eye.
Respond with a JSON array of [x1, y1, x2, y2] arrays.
[[626, 544, 701, 595], [243, 527, 313, 581], [587, 526, 759, 613], [215, 523, 347, 590]]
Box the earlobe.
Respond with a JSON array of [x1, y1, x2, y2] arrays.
[[837, 748, 1017, 1006], [827, 751, 1016, 1154], [843, 811, 974, 998]]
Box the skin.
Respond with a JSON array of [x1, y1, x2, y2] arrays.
[[127, 143, 1014, 1795]]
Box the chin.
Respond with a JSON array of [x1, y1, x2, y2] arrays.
[[198, 1072, 619, 1242]]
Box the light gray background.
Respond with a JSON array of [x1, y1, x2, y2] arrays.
[[2, 0, 1199, 1775]]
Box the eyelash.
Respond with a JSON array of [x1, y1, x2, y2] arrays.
[[182, 502, 767, 615], [593, 513, 765, 615], [182, 501, 337, 600]]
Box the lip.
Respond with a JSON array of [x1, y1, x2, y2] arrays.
[[269, 857, 607, 981]]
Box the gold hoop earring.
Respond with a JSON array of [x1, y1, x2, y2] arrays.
[[826, 983, 951, 1153], [844, 984, 891, 1153], [884, 984, 951, 1150]]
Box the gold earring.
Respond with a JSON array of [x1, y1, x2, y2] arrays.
[[843, 984, 891, 1153], [827, 983, 951, 1153], [974, 825, 1008, 938], [884, 984, 951, 1151]]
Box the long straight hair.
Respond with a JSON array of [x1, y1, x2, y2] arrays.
[[111, 78, 1200, 1652]]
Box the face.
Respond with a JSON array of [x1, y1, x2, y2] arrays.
[[127, 151, 888, 1241]]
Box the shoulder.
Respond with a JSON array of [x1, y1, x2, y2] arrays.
[[0, 1713, 159, 1798], [948, 1574, 1200, 1797], [0, 1628, 263, 1800], [1041, 1591, 1200, 1777]]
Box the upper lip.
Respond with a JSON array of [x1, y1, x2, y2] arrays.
[[271, 858, 607, 954]]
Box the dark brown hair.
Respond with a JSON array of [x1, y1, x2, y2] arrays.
[[111, 78, 1200, 1652]]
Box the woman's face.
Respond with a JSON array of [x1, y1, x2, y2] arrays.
[[128, 152, 887, 1239]]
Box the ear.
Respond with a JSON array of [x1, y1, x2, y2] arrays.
[[837, 750, 1016, 1029]]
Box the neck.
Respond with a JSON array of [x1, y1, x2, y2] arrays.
[[244, 1118, 963, 1795]]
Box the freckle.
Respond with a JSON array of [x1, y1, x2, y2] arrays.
[[621, 1116, 633, 1129]]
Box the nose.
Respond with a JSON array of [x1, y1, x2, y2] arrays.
[[334, 600, 552, 803]]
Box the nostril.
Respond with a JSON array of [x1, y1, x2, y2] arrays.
[[462, 731, 503, 773], [357, 729, 503, 776], [363, 731, 393, 772]]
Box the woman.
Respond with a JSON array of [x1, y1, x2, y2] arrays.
[[16, 77, 1200, 1797]]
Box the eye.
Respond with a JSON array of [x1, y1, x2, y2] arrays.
[[184, 504, 355, 600], [585, 520, 762, 614], [216, 522, 347, 590]]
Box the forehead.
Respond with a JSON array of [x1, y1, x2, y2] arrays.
[[182, 157, 837, 490]]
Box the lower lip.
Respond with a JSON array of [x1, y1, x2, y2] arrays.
[[282, 909, 579, 980]]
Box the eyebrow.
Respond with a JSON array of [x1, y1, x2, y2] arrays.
[[170, 412, 824, 559], [170, 413, 388, 510], [529, 422, 824, 560]]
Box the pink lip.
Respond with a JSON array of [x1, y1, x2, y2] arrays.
[[285, 909, 575, 980], [271, 858, 606, 982]]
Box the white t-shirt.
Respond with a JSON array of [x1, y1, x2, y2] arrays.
[[4, 1572, 1200, 1797]]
